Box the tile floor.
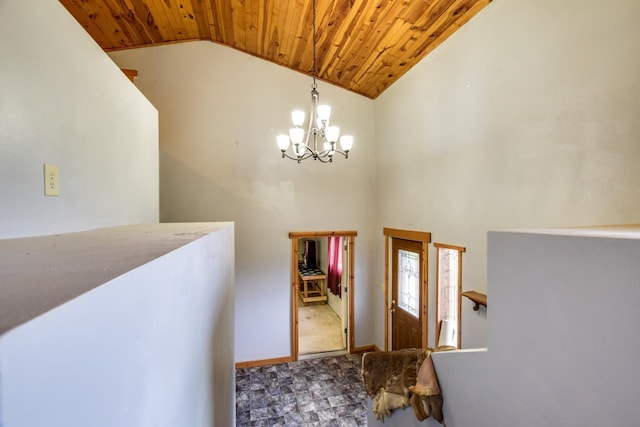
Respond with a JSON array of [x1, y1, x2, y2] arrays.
[[236, 353, 368, 426]]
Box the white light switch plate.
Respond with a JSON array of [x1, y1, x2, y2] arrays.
[[44, 164, 59, 196]]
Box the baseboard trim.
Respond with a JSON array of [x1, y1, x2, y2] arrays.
[[351, 344, 381, 354], [235, 356, 294, 369], [235, 345, 382, 369]]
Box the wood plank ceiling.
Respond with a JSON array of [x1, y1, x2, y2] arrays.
[[60, 0, 491, 99]]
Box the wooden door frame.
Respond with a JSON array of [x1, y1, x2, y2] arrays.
[[289, 230, 357, 361], [434, 242, 466, 349], [383, 228, 431, 351]]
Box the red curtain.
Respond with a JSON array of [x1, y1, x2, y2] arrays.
[[327, 236, 343, 297]]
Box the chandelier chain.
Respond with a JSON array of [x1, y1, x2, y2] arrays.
[[275, 0, 353, 163], [312, 0, 317, 89]]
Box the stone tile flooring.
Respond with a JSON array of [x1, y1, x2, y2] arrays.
[[236, 353, 367, 426]]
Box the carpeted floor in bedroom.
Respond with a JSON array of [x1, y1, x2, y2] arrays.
[[298, 303, 345, 355]]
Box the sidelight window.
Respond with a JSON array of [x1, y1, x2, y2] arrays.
[[434, 243, 465, 349]]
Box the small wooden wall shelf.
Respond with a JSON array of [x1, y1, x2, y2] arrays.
[[462, 291, 487, 311]]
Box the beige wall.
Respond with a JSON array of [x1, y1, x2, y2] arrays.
[[109, 42, 377, 362], [374, 0, 640, 349], [109, 0, 640, 360], [0, 0, 159, 239]]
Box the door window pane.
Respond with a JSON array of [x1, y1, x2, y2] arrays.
[[398, 249, 419, 318]]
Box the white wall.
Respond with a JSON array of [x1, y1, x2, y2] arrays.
[[373, 0, 640, 349], [0, 224, 235, 427], [105, 0, 640, 361], [109, 42, 377, 362], [0, 0, 159, 239], [369, 227, 640, 427], [480, 229, 640, 426]]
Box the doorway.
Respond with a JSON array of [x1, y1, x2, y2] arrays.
[[383, 228, 431, 351], [289, 231, 357, 361]]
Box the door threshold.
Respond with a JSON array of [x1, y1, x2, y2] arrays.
[[298, 349, 347, 360]]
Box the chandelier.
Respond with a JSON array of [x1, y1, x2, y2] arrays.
[[276, 0, 353, 163]]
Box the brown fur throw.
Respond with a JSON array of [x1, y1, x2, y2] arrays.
[[362, 348, 448, 425]]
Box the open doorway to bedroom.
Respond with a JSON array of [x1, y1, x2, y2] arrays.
[[288, 231, 357, 361]]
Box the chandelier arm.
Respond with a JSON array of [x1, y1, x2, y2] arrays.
[[329, 149, 349, 157], [301, 148, 317, 161], [315, 149, 329, 157], [318, 150, 347, 160], [300, 152, 315, 161], [280, 152, 300, 161], [314, 154, 333, 163], [281, 151, 314, 162]]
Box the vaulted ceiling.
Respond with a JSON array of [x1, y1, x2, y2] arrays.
[[60, 0, 491, 99]]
